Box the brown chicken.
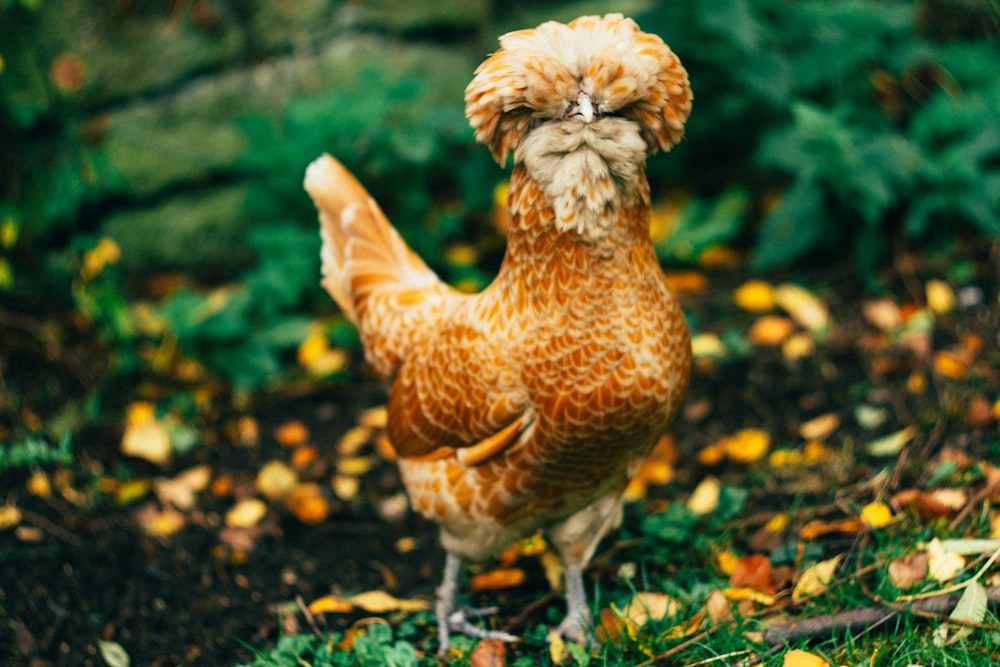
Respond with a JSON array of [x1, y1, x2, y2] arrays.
[[304, 13, 692, 651]]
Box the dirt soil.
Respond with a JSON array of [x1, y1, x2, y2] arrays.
[[1, 252, 999, 666]]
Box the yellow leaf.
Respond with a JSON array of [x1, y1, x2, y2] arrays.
[[862, 298, 903, 331], [926, 537, 966, 583], [548, 629, 566, 664], [774, 283, 830, 331], [150, 509, 189, 536], [687, 476, 720, 515], [540, 548, 565, 592], [925, 279, 955, 315], [715, 550, 739, 576], [783, 649, 830, 667], [765, 513, 789, 533], [865, 426, 917, 457], [81, 237, 122, 280], [332, 474, 360, 501], [337, 455, 379, 476], [336, 427, 371, 456], [121, 419, 172, 466], [115, 479, 152, 505], [308, 595, 354, 614], [991, 513, 1000, 539], [782, 333, 815, 361], [721, 587, 776, 606], [723, 429, 770, 464], [0, 504, 22, 530], [733, 280, 776, 312], [256, 460, 298, 501], [225, 498, 268, 528], [793, 555, 843, 603], [860, 502, 893, 529], [696, 442, 727, 466], [349, 590, 430, 613], [26, 470, 52, 498], [359, 406, 388, 429], [691, 332, 726, 359], [445, 243, 479, 266]]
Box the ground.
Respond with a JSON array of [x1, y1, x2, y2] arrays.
[[1, 248, 999, 666]]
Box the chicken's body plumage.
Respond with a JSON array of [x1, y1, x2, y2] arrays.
[[305, 13, 692, 651]]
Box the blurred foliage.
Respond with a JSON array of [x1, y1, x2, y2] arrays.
[[638, 0, 1000, 279], [0, 0, 998, 423]]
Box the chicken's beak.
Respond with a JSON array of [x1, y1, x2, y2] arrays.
[[566, 91, 595, 123]]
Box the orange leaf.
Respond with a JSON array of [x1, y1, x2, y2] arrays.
[[722, 429, 770, 464], [749, 315, 795, 346], [470, 568, 527, 591], [286, 483, 330, 524], [470, 638, 507, 667], [730, 554, 775, 595], [275, 420, 310, 447]]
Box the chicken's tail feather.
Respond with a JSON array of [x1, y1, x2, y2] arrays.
[[304, 154, 459, 377]]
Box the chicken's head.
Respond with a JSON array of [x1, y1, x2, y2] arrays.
[[465, 13, 692, 166]]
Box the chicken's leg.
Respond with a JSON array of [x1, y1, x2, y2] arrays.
[[436, 552, 518, 654]]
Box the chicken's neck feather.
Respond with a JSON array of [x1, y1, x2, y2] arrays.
[[513, 117, 649, 244]]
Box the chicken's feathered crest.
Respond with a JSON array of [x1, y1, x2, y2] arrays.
[[465, 13, 692, 165]]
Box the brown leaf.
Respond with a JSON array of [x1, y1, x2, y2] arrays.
[[888, 552, 928, 590], [470, 639, 507, 667], [730, 554, 775, 595]]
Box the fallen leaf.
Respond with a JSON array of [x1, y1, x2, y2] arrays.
[[937, 538, 1000, 555], [548, 629, 566, 664], [121, 414, 171, 466], [290, 445, 319, 470], [116, 479, 152, 505], [331, 474, 360, 501], [926, 538, 966, 583], [349, 590, 429, 613], [336, 426, 371, 456], [782, 333, 815, 361], [734, 280, 775, 312], [274, 420, 310, 447], [619, 592, 681, 628], [715, 551, 739, 576], [297, 326, 348, 376], [865, 426, 917, 457], [935, 579, 987, 646], [862, 298, 903, 331], [854, 404, 889, 430], [307, 595, 353, 614], [337, 455, 379, 476], [696, 442, 727, 466], [888, 553, 929, 589], [925, 279, 955, 315], [225, 498, 267, 528], [861, 502, 893, 529], [749, 315, 795, 346], [470, 568, 527, 591], [691, 332, 726, 359], [26, 470, 52, 498], [964, 396, 996, 427], [793, 555, 843, 603], [722, 429, 770, 463], [256, 460, 298, 501], [0, 504, 22, 530], [687, 476, 720, 515], [540, 548, 565, 592], [721, 587, 776, 606], [800, 517, 864, 540], [730, 554, 774, 595], [704, 589, 732, 623], [285, 483, 330, 524], [147, 507, 189, 536], [97, 639, 130, 667], [470, 638, 507, 667], [783, 649, 830, 667], [155, 465, 211, 510], [774, 283, 830, 331], [932, 350, 967, 380], [798, 413, 840, 441], [359, 406, 388, 429]]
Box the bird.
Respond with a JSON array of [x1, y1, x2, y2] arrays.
[[304, 13, 692, 652]]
